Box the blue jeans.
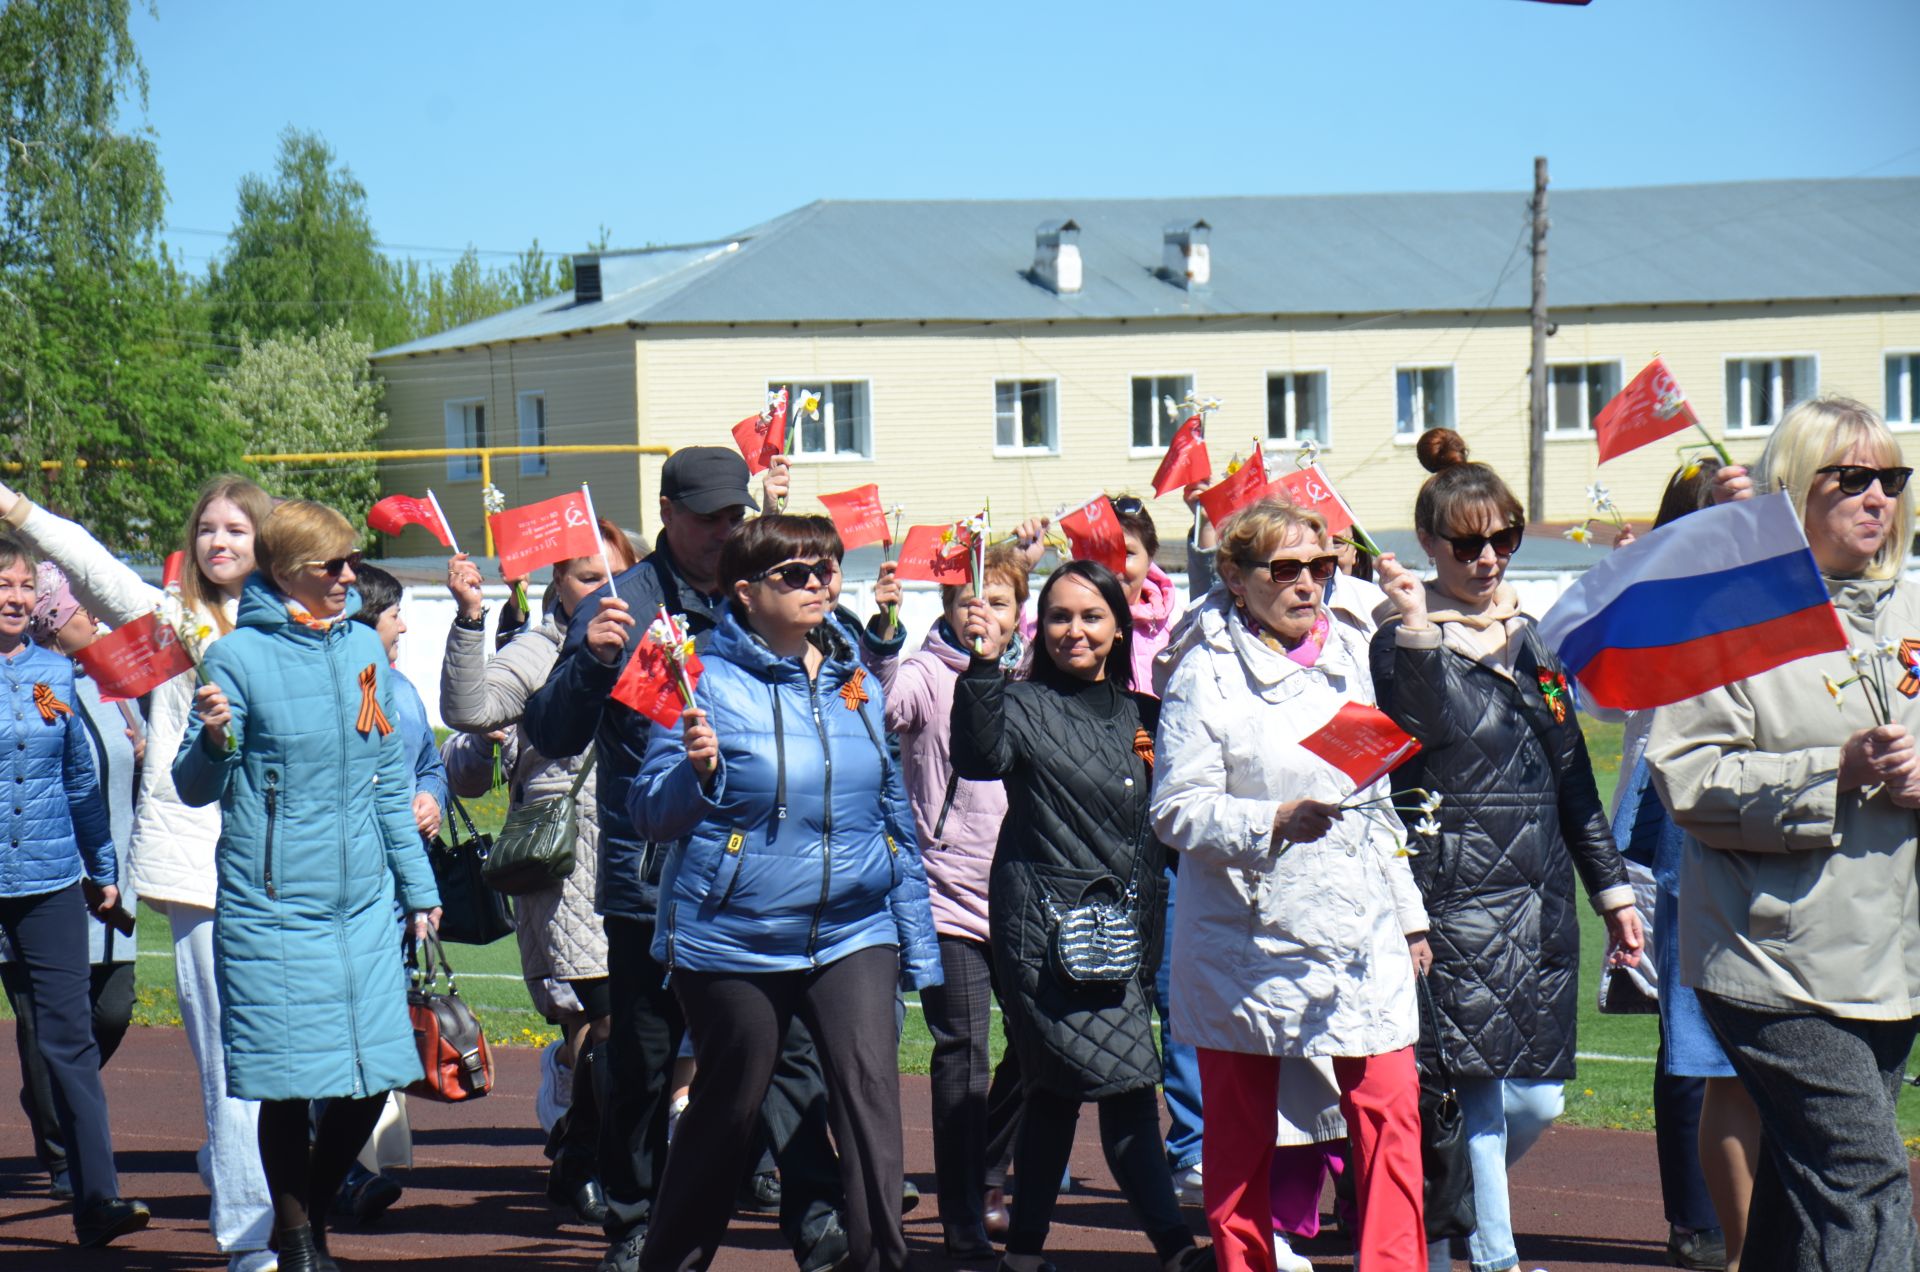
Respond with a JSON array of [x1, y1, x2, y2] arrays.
[[1153, 867, 1204, 1172], [1426, 1077, 1564, 1272]]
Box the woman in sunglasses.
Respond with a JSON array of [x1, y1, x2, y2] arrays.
[[1371, 428, 1641, 1272], [1151, 498, 1431, 1271], [1648, 397, 1920, 1270], [175, 500, 441, 1271], [628, 514, 939, 1272]]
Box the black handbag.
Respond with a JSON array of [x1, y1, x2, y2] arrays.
[[1040, 816, 1149, 987], [428, 795, 515, 945], [1416, 972, 1477, 1240], [483, 749, 594, 895]]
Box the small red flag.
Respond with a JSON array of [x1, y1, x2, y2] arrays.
[[895, 524, 975, 584], [368, 493, 454, 548], [1151, 415, 1211, 497], [1058, 495, 1129, 576], [1195, 448, 1271, 528], [610, 633, 705, 729], [1267, 465, 1358, 539], [160, 551, 185, 592], [731, 389, 790, 475], [817, 484, 892, 550], [74, 612, 196, 703], [1298, 702, 1422, 790], [1594, 357, 1700, 464], [489, 490, 601, 581]]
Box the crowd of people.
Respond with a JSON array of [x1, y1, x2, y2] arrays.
[[1, 393, 1917, 1272]]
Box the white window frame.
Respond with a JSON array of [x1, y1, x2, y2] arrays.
[[517, 390, 548, 476], [992, 378, 1060, 456], [1724, 353, 1818, 436], [1544, 358, 1625, 438], [1263, 367, 1332, 450], [1393, 365, 1456, 443], [443, 397, 486, 481], [770, 379, 875, 462], [1128, 372, 1196, 456], [1886, 350, 1920, 431]]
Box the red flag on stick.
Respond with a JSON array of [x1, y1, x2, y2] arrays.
[[731, 389, 790, 475], [611, 631, 705, 730], [817, 484, 892, 550], [1195, 448, 1270, 527], [1151, 415, 1211, 497], [1058, 495, 1128, 576], [75, 613, 196, 703], [1298, 702, 1422, 790], [490, 490, 601, 580], [895, 525, 975, 584], [161, 552, 184, 592], [1594, 357, 1700, 464], [1267, 465, 1358, 539], [368, 492, 457, 549]]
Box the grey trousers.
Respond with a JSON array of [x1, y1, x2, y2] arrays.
[[1697, 990, 1920, 1272]]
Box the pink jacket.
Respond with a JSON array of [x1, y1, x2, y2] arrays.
[[877, 622, 1008, 942]]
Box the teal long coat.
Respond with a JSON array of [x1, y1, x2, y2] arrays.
[[175, 576, 440, 1102]]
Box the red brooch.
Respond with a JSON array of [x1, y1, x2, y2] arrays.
[[839, 668, 870, 712], [1536, 668, 1570, 725]]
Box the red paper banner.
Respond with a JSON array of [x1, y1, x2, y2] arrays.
[[367, 493, 454, 548], [817, 484, 892, 550], [1594, 357, 1700, 464], [489, 490, 601, 581], [610, 633, 705, 729], [161, 551, 184, 592], [1151, 415, 1211, 497], [894, 524, 975, 584], [731, 388, 789, 475], [1298, 702, 1422, 790], [1195, 448, 1270, 527], [1058, 495, 1128, 576], [1267, 464, 1357, 539], [74, 612, 196, 703]]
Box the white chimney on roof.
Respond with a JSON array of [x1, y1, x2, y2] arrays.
[[1161, 220, 1211, 290], [1032, 220, 1082, 295]]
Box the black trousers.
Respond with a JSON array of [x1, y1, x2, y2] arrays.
[[922, 935, 1022, 1232], [2, 958, 135, 1176], [1653, 1025, 1717, 1232], [0, 884, 120, 1209], [1008, 1084, 1192, 1261], [1698, 990, 1920, 1272], [643, 945, 906, 1272], [598, 915, 686, 1237]]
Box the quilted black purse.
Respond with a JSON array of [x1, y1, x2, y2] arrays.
[[1417, 972, 1477, 1239]]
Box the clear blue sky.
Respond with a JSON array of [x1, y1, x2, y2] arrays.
[[133, 0, 1920, 272]]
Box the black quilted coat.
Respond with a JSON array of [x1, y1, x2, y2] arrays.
[[1370, 618, 1628, 1080], [950, 663, 1167, 1100]]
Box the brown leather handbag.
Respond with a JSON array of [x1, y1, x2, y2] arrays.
[[406, 932, 494, 1103]]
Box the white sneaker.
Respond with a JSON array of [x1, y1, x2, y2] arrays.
[[666, 1092, 690, 1145], [1272, 1232, 1313, 1272], [1173, 1163, 1204, 1206], [535, 1038, 571, 1136], [229, 1251, 279, 1272]]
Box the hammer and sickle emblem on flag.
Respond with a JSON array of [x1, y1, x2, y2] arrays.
[[1307, 480, 1331, 503], [564, 506, 590, 528], [1897, 638, 1920, 699]]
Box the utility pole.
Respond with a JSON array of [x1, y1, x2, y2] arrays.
[[1528, 155, 1550, 521]]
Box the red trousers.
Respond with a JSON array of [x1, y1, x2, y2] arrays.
[[1197, 1046, 1424, 1272]]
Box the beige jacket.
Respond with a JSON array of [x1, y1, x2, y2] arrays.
[[1647, 576, 1920, 1019]]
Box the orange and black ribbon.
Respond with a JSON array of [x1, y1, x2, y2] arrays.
[[356, 664, 394, 737], [839, 667, 870, 712], [1132, 726, 1155, 768], [32, 683, 73, 724]]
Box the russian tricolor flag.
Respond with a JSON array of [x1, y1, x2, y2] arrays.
[[1537, 492, 1848, 710]]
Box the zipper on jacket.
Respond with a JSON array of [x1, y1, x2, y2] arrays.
[[715, 831, 748, 909], [805, 679, 834, 966], [263, 770, 280, 899], [326, 626, 365, 1095]]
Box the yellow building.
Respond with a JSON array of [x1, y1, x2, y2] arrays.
[[369, 180, 1920, 555]]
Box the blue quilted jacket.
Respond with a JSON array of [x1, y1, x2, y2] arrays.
[[174, 577, 439, 1102], [632, 605, 941, 987], [0, 644, 114, 898]]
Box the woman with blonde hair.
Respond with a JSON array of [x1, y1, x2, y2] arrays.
[[0, 473, 278, 1270], [1649, 397, 1920, 1271]]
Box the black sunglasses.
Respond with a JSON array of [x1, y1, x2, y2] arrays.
[[303, 550, 364, 576], [753, 558, 838, 590], [1817, 465, 1912, 497], [1445, 526, 1524, 564], [1237, 554, 1340, 585], [1112, 495, 1146, 517]]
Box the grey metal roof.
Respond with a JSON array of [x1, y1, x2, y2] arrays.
[[372, 178, 1920, 358]]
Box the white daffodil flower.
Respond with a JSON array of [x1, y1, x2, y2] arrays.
[[482, 483, 507, 515], [1415, 815, 1442, 838], [797, 390, 822, 419], [1564, 523, 1593, 546], [1418, 790, 1443, 815]]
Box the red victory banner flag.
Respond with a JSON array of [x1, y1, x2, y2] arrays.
[[1195, 447, 1270, 528], [1594, 357, 1700, 464], [160, 551, 185, 592], [730, 388, 790, 476], [894, 524, 975, 584], [490, 489, 602, 580], [817, 484, 892, 550], [1151, 415, 1211, 497], [1058, 495, 1128, 575], [75, 612, 196, 703], [1298, 702, 1423, 791], [611, 626, 705, 730], [367, 491, 458, 550], [1268, 464, 1358, 540]]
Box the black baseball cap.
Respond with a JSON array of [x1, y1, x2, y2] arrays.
[[660, 446, 759, 515]]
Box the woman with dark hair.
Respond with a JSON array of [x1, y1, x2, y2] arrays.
[[1371, 429, 1641, 1272], [629, 514, 940, 1272], [952, 559, 1211, 1272]]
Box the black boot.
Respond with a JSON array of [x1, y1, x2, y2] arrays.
[[275, 1224, 341, 1272]]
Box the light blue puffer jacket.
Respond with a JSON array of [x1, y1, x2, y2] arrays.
[[0, 644, 114, 898], [174, 577, 439, 1102], [632, 605, 941, 987]]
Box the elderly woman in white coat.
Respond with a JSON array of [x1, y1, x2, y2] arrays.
[[1152, 499, 1430, 1272]]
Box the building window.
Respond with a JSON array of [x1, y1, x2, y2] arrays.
[[776, 381, 872, 459], [1888, 353, 1920, 427], [1547, 361, 1622, 434], [1395, 367, 1454, 437], [443, 399, 485, 481], [518, 392, 547, 476], [1725, 356, 1814, 433], [994, 380, 1058, 453], [1265, 371, 1328, 446], [1131, 374, 1194, 449]]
